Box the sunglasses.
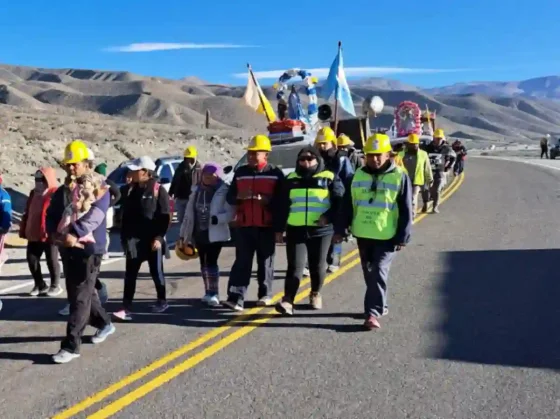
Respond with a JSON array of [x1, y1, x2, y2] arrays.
[[298, 156, 316, 162]]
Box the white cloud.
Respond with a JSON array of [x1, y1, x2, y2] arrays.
[[105, 42, 256, 52], [233, 67, 473, 79]]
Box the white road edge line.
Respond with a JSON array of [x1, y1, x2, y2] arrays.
[[473, 155, 560, 171], [0, 240, 178, 295]]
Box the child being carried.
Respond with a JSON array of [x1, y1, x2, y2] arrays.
[[57, 173, 108, 248]]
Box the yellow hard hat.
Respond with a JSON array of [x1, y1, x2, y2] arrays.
[[62, 140, 89, 164], [247, 134, 272, 152], [175, 242, 198, 261], [363, 133, 392, 155], [184, 146, 197, 159], [407, 133, 420, 144], [314, 126, 336, 145], [337, 134, 354, 147], [434, 128, 445, 138]]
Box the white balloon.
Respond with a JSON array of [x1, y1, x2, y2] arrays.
[[371, 96, 384, 114]]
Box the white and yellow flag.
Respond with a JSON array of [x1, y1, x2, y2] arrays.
[[243, 68, 276, 122]]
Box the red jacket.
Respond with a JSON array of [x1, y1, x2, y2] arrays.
[[20, 167, 59, 242], [226, 163, 284, 229]]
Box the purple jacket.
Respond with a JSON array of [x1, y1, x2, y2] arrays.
[[70, 191, 109, 255]]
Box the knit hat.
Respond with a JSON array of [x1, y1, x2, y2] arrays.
[[94, 163, 108, 176], [202, 162, 223, 178]]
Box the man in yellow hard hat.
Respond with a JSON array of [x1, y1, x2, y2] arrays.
[[170, 145, 202, 225], [421, 128, 456, 213], [223, 135, 285, 311], [335, 133, 413, 330], [46, 140, 115, 364], [336, 133, 364, 171], [314, 127, 354, 273], [398, 133, 433, 217]]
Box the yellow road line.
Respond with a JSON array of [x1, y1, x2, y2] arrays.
[[54, 173, 464, 419]]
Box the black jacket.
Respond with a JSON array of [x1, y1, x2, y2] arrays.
[[169, 160, 202, 200], [120, 178, 171, 244], [106, 179, 121, 207]]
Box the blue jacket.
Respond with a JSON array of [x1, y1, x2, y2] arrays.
[[0, 187, 12, 231]]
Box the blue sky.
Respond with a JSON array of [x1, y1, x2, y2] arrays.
[[1, 0, 559, 87]]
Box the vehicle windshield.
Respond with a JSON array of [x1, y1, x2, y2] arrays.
[[235, 144, 307, 171]]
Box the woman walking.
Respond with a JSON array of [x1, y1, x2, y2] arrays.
[[179, 163, 234, 306], [275, 146, 344, 315]]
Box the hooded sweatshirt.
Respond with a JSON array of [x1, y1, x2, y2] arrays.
[[20, 167, 59, 242]]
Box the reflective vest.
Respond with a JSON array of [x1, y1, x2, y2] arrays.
[[398, 149, 428, 186], [286, 170, 334, 227], [351, 167, 403, 240]]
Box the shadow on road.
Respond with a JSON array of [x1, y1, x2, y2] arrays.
[[430, 249, 560, 371]]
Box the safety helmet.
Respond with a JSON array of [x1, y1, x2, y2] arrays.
[[363, 133, 392, 155], [184, 146, 198, 159], [337, 134, 354, 148], [314, 126, 336, 145], [433, 128, 445, 139], [407, 133, 420, 145], [247, 134, 272, 152], [175, 241, 198, 261], [63, 140, 89, 164]]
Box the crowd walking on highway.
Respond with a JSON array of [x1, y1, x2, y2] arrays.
[[0, 126, 465, 362]]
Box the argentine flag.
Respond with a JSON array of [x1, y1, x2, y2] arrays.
[[321, 44, 356, 117]]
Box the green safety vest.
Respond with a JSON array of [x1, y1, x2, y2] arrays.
[[398, 150, 428, 186], [351, 166, 403, 240], [287, 170, 334, 227]]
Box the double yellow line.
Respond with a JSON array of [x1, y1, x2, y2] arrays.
[[54, 173, 465, 419]]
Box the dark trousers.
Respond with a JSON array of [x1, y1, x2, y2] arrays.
[[421, 175, 445, 207], [26, 241, 60, 288], [284, 234, 332, 303], [227, 227, 275, 303], [454, 159, 465, 175], [357, 238, 396, 318], [197, 241, 223, 295], [123, 243, 166, 309], [541, 146, 549, 159], [61, 252, 111, 353]]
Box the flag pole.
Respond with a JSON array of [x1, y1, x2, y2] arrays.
[[333, 41, 341, 135], [247, 63, 272, 124]]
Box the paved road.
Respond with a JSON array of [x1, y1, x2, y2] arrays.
[[1, 159, 559, 419]]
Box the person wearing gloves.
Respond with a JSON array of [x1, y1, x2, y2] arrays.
[[20, 168, 62, 296], [113, 156, 171, 321], [0, 174, 12, 272], [169, 146, 202, 225], [224, 135, 285, 311], [94, 163, 121, 260], [275, 146, 344, 315], [335, 133, 413, 330], [314, 127, 354, 273], [179, 163, 234, 306], [47, 140, 115, 364], [398, 134, 433, 217]]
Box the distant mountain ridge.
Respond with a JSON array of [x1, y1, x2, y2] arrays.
[[1, 63, 560, 143]]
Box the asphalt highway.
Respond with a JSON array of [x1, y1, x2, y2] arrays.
[[0, 158, 558, 419]]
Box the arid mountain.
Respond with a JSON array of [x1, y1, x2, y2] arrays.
[[1, 63, 559, 145]]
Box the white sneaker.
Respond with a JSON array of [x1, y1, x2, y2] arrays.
[[202, 294, 220, 307], [52, 350, 80, 364], [327, 265, 340, 273], [58, 304, 70, 316], [302, 267, 310, 277], [256, 296, 273, 307], [91, 323, 116, 344], [112, 309, 132, 321]]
